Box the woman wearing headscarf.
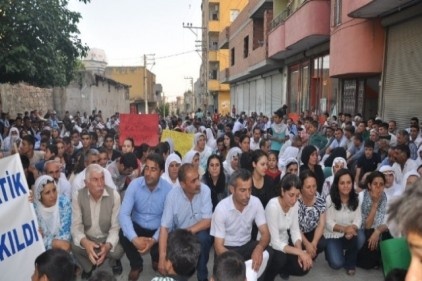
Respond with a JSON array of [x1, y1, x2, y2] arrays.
[[402, 170, 420, 190], [161, 153, 182, 187], [182, 150, 205, 177], [379, 165, 402, 201], [282, 157, 300, 177], [322, 157, 348, 198], [205, 128, 217, 151], [222, 147, 242, 177], [191, 132, 213, 172], [1, 127, 21, 153], [300, 145, 325, 194], [33, 175, 72, 251]]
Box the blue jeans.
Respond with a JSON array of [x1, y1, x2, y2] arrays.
[[325, 235, 361, 270], [196, 229, 212, 281]]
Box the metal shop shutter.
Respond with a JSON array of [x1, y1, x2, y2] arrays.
[[382, 16, 422, 129]]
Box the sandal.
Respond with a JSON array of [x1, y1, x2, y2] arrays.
[[346, 269, 356, 276]]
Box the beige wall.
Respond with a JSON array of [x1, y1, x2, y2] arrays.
[[0, 83, 53, 119], [0, 71, 130, 120]]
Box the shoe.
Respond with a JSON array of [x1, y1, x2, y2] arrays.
[[112, 259, 123, 276], [81, 269, 93, 280], [128, 267, 143, 281], [346, 269, 356, 276], [279, 273, 289, 280], [152, 261, 159, 272]]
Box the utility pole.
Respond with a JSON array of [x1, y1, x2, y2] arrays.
[[143, 53, 155, 114], [162, 92, 166, 119], [184, 76, 194, 113]]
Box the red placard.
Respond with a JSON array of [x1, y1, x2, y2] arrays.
[[119, 114, 159, 147]]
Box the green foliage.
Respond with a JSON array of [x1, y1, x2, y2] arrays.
[[0, 0, 90, 87], [157, 103, 170, 117]]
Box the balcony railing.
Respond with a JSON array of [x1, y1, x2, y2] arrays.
[[270, 0, 308, 31], [270, 7, 290, 30]]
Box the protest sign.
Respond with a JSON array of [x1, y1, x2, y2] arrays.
[[161, 130, 194, 157], [0, 154, 45, 280], [119, 114, 159, 147]]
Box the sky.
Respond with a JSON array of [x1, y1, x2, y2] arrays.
[[68, 0, 202, 101]]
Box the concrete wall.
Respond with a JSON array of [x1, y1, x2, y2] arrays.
[[65, 72, 130, 119]]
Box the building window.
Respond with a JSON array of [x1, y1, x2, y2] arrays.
[[230, 9, 239, 22], [231, 48, 235, 66], [243, 36, 249, 58], [210, 3, 219, 21], [209, 62, 219, 80], [334, 0, 342, 26], [288, 54, 337, 115], [210, 41, 218, 50]]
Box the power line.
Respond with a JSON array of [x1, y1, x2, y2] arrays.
[[155, 50, 197, 60]]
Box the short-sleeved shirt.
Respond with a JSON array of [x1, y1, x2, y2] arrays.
[[357, 153, 381, 178], [298, 193, 326, 233], [210, 195, 266, 247], [161, 184, 212, 230]]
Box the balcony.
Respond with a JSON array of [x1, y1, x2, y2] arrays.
[[268, 0, 330, 59], [348, 0, 417, 18], [208, 50, 219, 62], [208, 20, 220, 33], [208, 79, 219, 92], [250, 0, 273, 19], [218, 27, 230, 49], [220, 68, 230, 84]]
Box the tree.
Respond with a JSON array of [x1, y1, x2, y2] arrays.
[[0, 0, 90, 87], [157, 102, 170, 117]]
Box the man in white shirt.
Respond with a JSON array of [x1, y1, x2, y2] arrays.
[[250, 127, 262, 151], [72, 149, 116, 194], [211, 169, 270, 279], [44, 160, 72, 200]]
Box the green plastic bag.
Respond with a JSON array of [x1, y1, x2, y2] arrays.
[[380, 237, 411, 276]]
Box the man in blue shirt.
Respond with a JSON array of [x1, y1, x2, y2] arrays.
[[119, 153, 172, 281], [158, 163, 213, 281]]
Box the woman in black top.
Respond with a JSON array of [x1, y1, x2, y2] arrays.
[[300, 145, 325, 194], [202, 154, 227, 211]]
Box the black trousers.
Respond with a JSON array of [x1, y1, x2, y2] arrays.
[[119, 223, 159, 269], [264, 248, 310, 281]]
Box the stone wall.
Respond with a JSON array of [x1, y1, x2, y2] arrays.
[[0, 71, 130, 120], [0, 83, 53, 119]]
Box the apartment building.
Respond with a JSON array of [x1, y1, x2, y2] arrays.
[[201, 0, 248, 116], [219, 0, 421, 128]]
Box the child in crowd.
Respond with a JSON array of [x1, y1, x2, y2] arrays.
[[266, 151, 281, 182], [151, 229, 200, 281]]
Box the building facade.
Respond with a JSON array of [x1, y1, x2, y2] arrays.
[[219, 0, 421, 126], [104, 66, 157, 114], [201, 0, 248, 116]]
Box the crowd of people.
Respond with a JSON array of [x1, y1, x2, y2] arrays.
[[1, 107, 421, 281]]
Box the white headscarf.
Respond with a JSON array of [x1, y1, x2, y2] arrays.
[[278, 146, 300, 170], [164, 138, 175, 154], [182, 150, 205, 177], [192, 132, 213, 171], [402, 171, 420, 191], [379, 165, 402, 200], [322, 157, 347, 198], [205, 128, 217, 150], [34, 175, 60, 236], [161, 153, 181, 186], [2, 127, 21, 151], [223, 147, 242, 176]]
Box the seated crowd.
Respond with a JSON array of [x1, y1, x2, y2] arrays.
[[1, 108, 422, 281]]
